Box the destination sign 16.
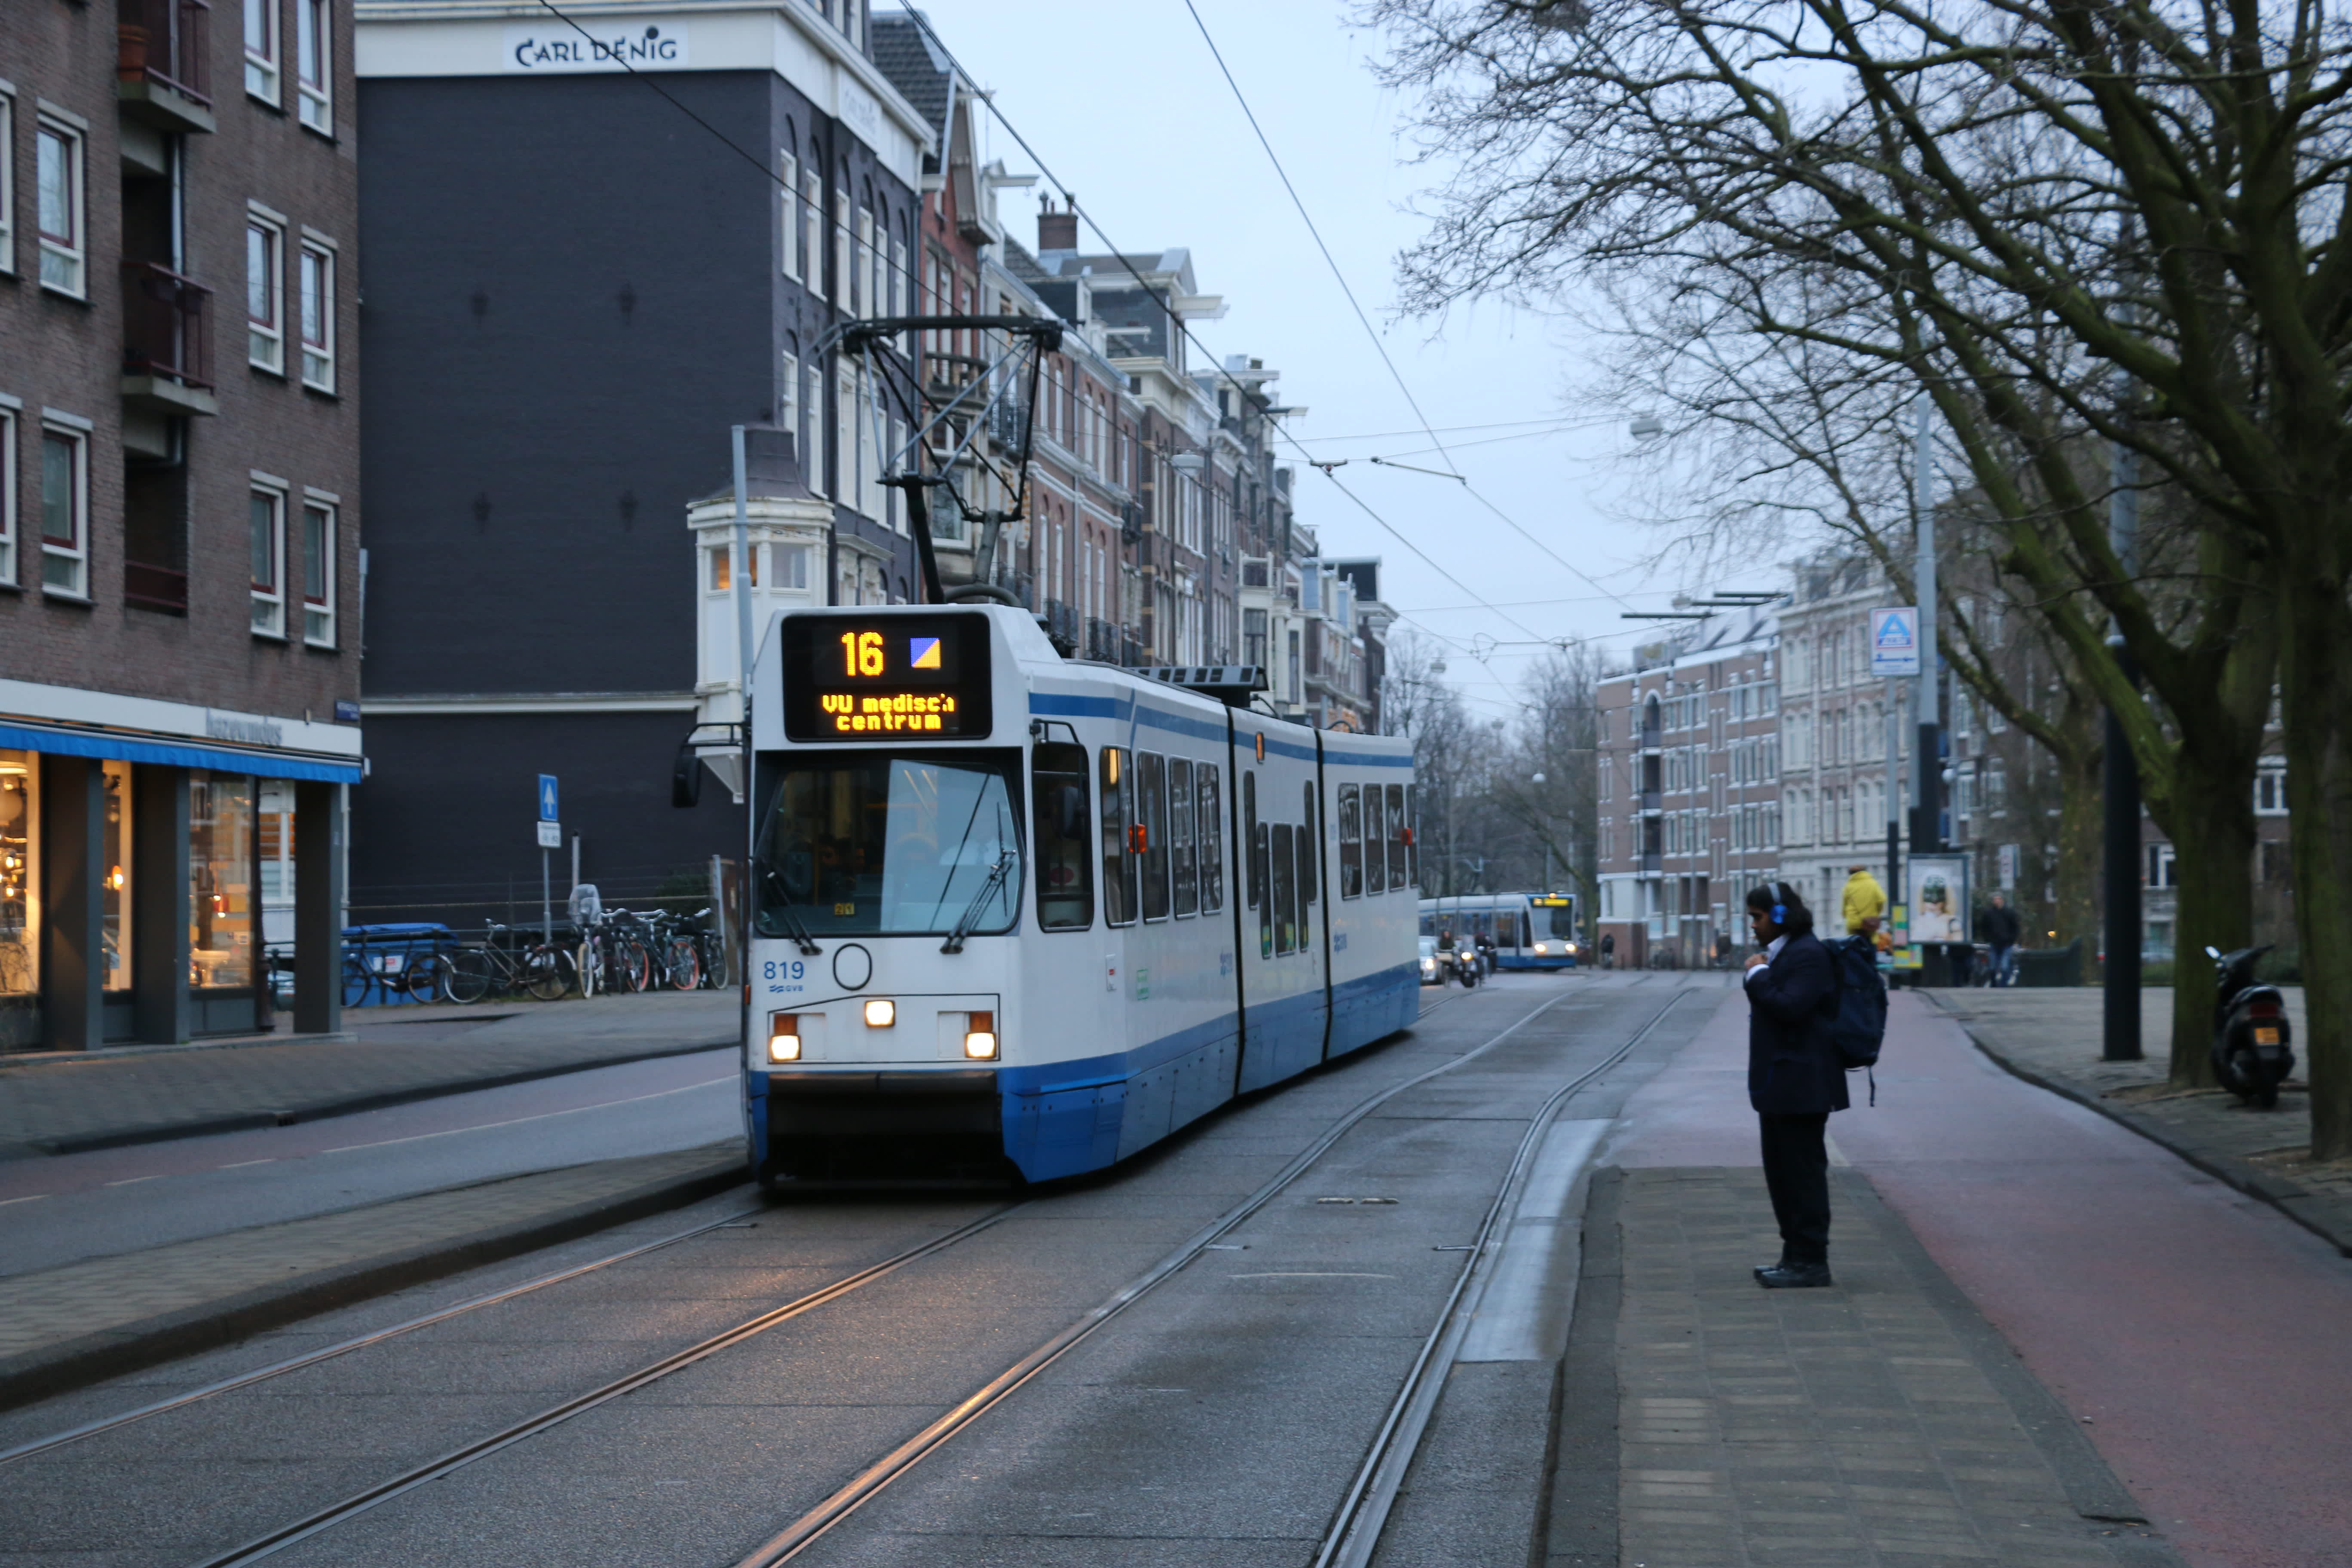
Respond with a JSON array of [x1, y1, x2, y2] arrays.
[[781, 613, 993, 742]]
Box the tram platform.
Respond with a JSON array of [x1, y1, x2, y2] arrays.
[[1534, 983, 2352, 1568], [0, 990, 738, 1161]]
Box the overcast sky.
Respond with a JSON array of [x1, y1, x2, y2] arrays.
[[903, 0, 1751, 722]]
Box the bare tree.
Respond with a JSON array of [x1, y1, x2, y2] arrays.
[[1370, 0, 2334, 1128]]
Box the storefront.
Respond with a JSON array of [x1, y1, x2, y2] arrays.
[[0, 698, 362, 1052]]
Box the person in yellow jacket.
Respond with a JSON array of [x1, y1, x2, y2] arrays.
[[1841, 864, 1887, 937]]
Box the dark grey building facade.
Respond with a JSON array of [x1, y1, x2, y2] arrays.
[[352, 2, 931, 921]]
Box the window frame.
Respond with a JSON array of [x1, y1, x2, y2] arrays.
[[1099, 746, 1136, 928], [779, 150, 800, 280], [300, 490, 336, 646], [0, 86, 15, 279], [297, 234, 336, 391], [34, 110, 86, 299], [249, 480, 288, 638], [1361, 781, 1385, 894], [248, 208, 286, 374], [246, 0, 282, 103], [295, 0, 332, 132], [1138, 751, 1171, 922], [1032, 741, 1095, 931], [1197, 763, 1224, 914], [1385, 784, 1408, 891], [1169, 757, 1197, 918], [1299, 781, 1317, 906], [0, 398, 16, 586], [1337, 783, 1363, 898], [38, 416, 89, 599]]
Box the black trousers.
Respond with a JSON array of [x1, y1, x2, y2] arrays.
[[1758, 1112, 1831, 1265]]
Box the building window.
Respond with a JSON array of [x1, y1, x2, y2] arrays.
[[803, 358, 825, 495], [295, 0, 332, 131], [2254, 759, 2288, 815], [779, 350, 799, 453], [40, 421, 88, 597], [0, 401, 15, 584], [301, 495, 335, 645], [804, 167, 824, 293], [297, 239, 334, 390], [35, 115, 85, 297], [0, 750, 35, 1001], [0, 89, 15, 278], [246, 0, 280, 101], [779, 152, 800, 279], [248, 213, 285, 372], [191, 772, 256, 988], [250, 485, 286, 637]]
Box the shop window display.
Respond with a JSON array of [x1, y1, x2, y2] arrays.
[[103, 760, 132, 991], [0, 752, 35, 1000], [190, 771, 255, 989]]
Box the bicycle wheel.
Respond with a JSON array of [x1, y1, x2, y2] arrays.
[[341, 953, 373, 1008], [619, 939, 652, 993], [404, 950, 448, 1002], [664, 937, 701, 992], [444, 947, 494, 1004], [576, 941, 600, 998], [522, 945, 570, 1001]]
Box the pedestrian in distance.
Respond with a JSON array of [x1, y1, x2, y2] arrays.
[[1599, 931, 1615, 970], [1841, 863, 1887, 937], [1742, 882, 1849, 1289], [1978, 892, 2021, 987]]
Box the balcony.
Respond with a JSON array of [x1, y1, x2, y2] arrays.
[[117, 0, 215, 135], [1044, 598, 1079, 646], [121, 263, 218, 417], [1638, 789, 1663, 816], [1085, 617, 1122, 663], [124, 560, 189, 615]]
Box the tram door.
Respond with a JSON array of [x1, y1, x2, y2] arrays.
[[1233, 718, 1329, 1094]]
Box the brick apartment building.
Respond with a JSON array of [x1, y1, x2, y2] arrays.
[[1594, 609, 1779, 968], [0, 0, 363, 1050]]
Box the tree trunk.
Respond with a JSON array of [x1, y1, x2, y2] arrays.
[[2051, 732, 2102, 959], [2158, 764, 2258, 1088], [2278, 567, 2352, 1159]]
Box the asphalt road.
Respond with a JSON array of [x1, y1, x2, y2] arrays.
[[0, 971, 1693, 1568], [0, 1048, 740, 1277]]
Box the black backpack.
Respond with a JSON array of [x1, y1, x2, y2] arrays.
[[1822, 935, 1890, 1102]]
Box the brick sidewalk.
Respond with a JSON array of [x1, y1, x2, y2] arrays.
[[1924, 988, 2352, 1255], [0, 1140, 746, 1410], [0, 991, 740, 1159], [1550, 1165, 2183, 1568]]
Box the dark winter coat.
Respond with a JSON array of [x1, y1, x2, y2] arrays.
[[1979, 902, 2022, 946], [1746, 931, 1851, 1115]]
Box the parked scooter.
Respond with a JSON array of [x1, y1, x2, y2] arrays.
[[2205, 944, 2295, 1109]]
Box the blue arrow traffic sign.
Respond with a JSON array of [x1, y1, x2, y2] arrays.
[[538, 774, 560, 822]]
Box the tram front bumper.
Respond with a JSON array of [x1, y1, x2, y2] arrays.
[[758, 1069, 1011, 1183]]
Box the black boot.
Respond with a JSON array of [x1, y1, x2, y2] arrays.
[[1756, 1261, 1833, 1289]]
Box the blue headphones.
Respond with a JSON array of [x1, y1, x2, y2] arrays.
[[1770, 882, 1788, 925]]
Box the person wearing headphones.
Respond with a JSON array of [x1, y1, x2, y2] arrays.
[[1741, 881, 1848, 1288]]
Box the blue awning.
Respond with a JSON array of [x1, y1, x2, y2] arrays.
[[0, 722, 365, 784]]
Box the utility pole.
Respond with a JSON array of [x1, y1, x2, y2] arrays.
[[1910, 398, 1942, 859], [2103, 445, 2144, 1059]]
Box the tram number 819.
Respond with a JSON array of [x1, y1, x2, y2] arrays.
[[762, 960, 809, 982]]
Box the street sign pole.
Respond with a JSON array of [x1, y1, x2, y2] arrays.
[[536, 774, 561, 948], [542, 848, 552, 946]]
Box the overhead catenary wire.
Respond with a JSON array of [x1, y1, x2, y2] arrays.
[[1172, 0, 1639, 613]]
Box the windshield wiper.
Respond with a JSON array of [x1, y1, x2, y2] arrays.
[[941, 851, 1015, 954], [758, 865, 823, 956]]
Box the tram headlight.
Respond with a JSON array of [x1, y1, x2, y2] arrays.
[[1565, 942, 1578, 954], [964, 1010, 998, 1060], [767, 1013, 801, 1063], [1535, 943, 1551, 955], [863, 998, 897, 1028]]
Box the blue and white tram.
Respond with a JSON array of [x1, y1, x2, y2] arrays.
[[1416, 892, 1582, 970], [739, 604, 1421, 1187]]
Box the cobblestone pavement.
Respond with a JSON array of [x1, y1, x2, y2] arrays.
[[0, 1140, 744, 1406], [1923, 988, 2352, 1253], [0, 991, 739, 1159], [1605, 1166, 2178, 1568]]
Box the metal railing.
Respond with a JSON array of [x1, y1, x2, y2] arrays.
[[117, 0, 212, 107], [121, 262, 214, 389], [124, 560, 188, 614]]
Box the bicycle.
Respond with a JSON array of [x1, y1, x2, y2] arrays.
[[444, 923, 574, 1003]]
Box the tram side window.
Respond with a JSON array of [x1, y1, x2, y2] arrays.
[[1271, 822, 1297, 954], [1243, 771, 1262, 908], [1101, 747, 1136, 927], [1031, 742, 1093, 931], [1300, 782, 1317, 904], [1363, 784, 1386, 894], [1405, 784, 1420, 887], [1139, 752, 1171, 921], [1198, 766, 1225, 913], [1337, 784, 1362, 898], [1521, 912, 1534, 948], [1386, 784, 1409, 891], [1170, 758, 1198, 918]]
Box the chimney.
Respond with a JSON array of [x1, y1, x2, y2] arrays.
[[1038, 195, 1078, 253]]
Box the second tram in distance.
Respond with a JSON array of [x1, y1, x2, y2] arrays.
[[741, 603, 1421, 1186]]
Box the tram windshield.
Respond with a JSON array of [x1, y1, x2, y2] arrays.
[[754, 752, 1023, 939]]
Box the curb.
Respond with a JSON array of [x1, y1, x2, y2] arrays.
[[1922, 996, 2352, 1259], [0, 1148, 750, 1414], [9, 1037, 738, 1160]]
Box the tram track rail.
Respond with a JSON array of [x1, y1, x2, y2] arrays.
[[9, 978, 1675, 1568]]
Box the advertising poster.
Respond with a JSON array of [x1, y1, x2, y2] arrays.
[[1907, 854, 1971, 945]]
